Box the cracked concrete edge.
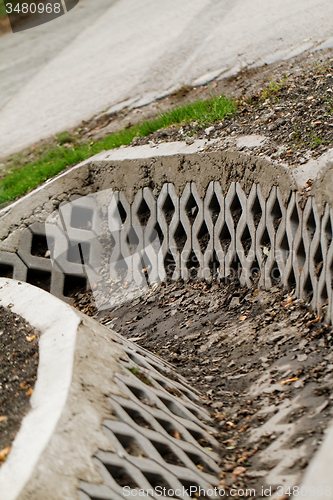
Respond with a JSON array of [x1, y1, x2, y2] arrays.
[[1, 139, 333, 252], [0, 278, 130, 500]]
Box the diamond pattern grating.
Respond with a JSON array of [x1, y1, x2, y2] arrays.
[[1, 182, 333, 322], [79, 331, 222, 499]]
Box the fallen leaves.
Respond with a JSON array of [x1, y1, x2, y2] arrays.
[[239, 315, 247, 321], [173, 430, 181, 440], [280, 377, 298, 385], [232, 466, 246, 477], [25, 334, 35, 342], [0, 446, 10, 460], [226, 421, 236, 427], [238, 424, 249, 433], [237, 446, 259, 464], [20, 382, 33, 395], [281, 296, 293, 307]]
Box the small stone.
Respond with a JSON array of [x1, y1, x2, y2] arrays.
[[297, 353, 308, 362], [211, 401, 223, 409], [149, 141, 156, 148], [205, 126, 214, 135], [229, 296, 240, 308], [268, 123, 277, 131], [261, 113, 274, 123], [276, 118, 286, 126], [299, 339, 308, 349], [185, 136, 195, 145]]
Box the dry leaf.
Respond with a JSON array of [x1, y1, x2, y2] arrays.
[[262, 246, 270, 256], [173, 430, 181, 440], [280, 377, 298, 386], [232, 466, 246, 477], [239, 315, 247, 321], [20, 381, 29, 390], [0, 446, 10, 460], [238, 424, 249, 433], [226, 421, 236, 427], [0, 416, 7, 423], [253, 290, 259, 297], [26, 334, 35, 342], [237, 446, 258, 463], [26, 388, 34, 397]]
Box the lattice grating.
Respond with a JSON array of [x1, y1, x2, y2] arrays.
[[1, 181, 333, 322], [79, 330, 221, 500]]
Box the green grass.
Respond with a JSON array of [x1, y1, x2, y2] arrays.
[[0, 94, 237, 207], [0, 0, 7, 19], [261, 76, 288, 102]]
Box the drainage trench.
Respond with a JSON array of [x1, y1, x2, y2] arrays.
[[1, 179, 332, 323]]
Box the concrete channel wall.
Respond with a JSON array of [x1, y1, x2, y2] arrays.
[[1, 142, 333, 321]]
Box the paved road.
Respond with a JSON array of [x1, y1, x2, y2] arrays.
[[0, 0, 333, 159]]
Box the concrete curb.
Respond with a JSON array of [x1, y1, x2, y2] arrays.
[[0, 278, 80, 500], [0, 278, 222, 500]]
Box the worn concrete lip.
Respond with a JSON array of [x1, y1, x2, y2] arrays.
[[102, 139, 210, 161], [0, 278, 79, 500]]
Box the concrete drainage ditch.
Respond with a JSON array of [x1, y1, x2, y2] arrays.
[[0, 141, 333, 321]]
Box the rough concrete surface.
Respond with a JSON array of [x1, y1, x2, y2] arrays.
[[2, 139, 333, 256], [2, 139, 333, 253], [0, 143, 297, 252], [1, 0, 333, 158]]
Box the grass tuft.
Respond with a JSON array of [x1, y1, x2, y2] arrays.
[[0, 94, 236, 207]]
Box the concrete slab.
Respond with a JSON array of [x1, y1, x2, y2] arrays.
[[101, 139, 209, 161]]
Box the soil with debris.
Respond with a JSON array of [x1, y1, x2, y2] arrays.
[[89, 48, 333, 169], [73, 279, 333, 499], [128, 55, 333, 169], [0, 306, 39, 466]]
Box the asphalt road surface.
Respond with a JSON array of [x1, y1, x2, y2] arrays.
[[0, 0, 333, 158]]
